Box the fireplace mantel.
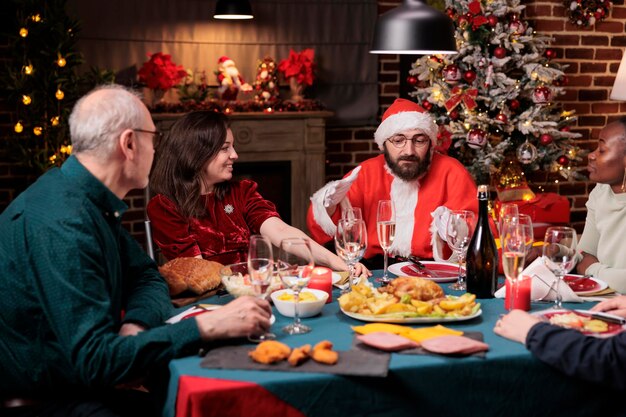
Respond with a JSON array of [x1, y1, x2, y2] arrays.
[[153, 111, 333, 232]]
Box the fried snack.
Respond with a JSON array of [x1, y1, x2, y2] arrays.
[[379, 276, 444, 301], [159, 257, 223, 296], [311, 340, 338, 365], [248, 341, 292, 364], [287, 344, 311, 366]]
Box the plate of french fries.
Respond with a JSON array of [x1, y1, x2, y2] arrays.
[[338, 283, 481, 323]]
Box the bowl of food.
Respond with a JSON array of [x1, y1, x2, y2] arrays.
[[270, 288, 329, 318], [220, 262, 282, 298]]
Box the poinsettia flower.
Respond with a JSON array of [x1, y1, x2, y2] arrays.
[[138, 52, 187, 91], [278, 48, 316, 87]]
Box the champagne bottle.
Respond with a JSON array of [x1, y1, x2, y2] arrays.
[[466, 184, 498, 298]]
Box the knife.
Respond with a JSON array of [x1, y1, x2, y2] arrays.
[[575, 310, 626, 325], [404, 256, 441, 278]]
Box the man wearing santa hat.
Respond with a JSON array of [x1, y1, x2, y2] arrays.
[[216, 56, 252, 100], [307, 98, 478, 266]]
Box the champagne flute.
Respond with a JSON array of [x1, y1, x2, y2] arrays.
[[247, 235, 276, 342], [376, 200, 395, 285], [342, 207, 362, 222], [518, 214, 534, 256], [501, 217, 527, 311], [542, 227, 578, 309], [498, 203, 519, 236], [276, 238, 315, 335], [334, 219, 367, 293], [446, 210, 475, 291]]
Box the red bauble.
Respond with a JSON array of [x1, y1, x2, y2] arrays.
[[540, 134, 553, 145], [463, 70, 477, 83], [422, 101, 433, 110], [406, 75, 418, 86], [494, 47, 507, 59], [487, 15, 498, 27], [443, 64, 462, 84], [532, 86, 553, 104], [553, 75, 569, 86], [449, 109, 459, 120], [545, 49, 557, 59], [466, 128, 488, 149], [509, 20, 526, 35], [509, 99, 521, 111], [557, 155, 569, 166], [495, 113, 508, 123], [560, 126, 571, 133], [458, 15, 470, 29], [446, 7, 456, 19]]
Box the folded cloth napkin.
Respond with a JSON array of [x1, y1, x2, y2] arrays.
[[494, 257, 582, 303]]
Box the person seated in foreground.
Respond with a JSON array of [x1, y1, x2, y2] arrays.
[[147, 110, 368, 276], [306, 98, 478, 269], [0, 85, 271, 417], [495, 296, 626, 390], [575, 117, 626, 294]]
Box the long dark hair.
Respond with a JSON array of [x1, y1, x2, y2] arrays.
[[150, 111, 231, 218]]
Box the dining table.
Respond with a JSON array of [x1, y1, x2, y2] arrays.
[[163, 271, 624, 417]]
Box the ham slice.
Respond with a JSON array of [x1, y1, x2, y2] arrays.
[[357, 332, 419, 352], [420, 335, 489, 355]]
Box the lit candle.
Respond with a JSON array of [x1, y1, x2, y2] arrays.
[[504, 275, 531, 311], [308, 267, 332, 303]]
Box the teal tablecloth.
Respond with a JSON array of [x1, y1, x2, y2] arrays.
[[164, 276, 624, 417]]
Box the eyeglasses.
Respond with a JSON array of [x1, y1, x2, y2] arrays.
[[133, 128, 163, 141], [386, 134, 430, 149]]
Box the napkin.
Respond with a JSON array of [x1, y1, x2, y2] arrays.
[[333, 271, 350, 288], [494, 257, 583, 303]]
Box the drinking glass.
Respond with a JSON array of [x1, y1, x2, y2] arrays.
[[446, 210, 475, 291], [498, 203, 519, 236], [542, 227, 578, 309], [334, 219, 367, 293], [342, 207, 363, 222], [501, 217, 527, 311], [247, 234, 276, 342], [376, 200, 396, 285], [276, 238, 315, 335], [518, 214, 534, 256]]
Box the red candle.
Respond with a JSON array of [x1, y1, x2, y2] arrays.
[[504, 275, 531, 311], [308, 267, 332, 303]]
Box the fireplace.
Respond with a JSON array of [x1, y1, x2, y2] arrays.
[[152, 111, 332, 231]]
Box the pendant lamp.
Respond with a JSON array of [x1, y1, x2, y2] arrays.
[[370, 0, 457, 55], [610, 50, 626, 100], [214, 0, 254, 20]]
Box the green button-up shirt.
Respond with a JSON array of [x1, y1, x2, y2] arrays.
[[0, 156, 201, 397]]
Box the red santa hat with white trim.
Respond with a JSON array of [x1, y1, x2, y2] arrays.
[[374, 98, 438, 151], [218, 55, 234, 66]]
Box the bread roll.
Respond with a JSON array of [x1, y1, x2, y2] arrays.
[[159, 257, 223, 296]]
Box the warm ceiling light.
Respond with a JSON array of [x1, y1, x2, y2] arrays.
[[610, 50, 626, 100], [214, 0, 254, 20], [370, 0, 457, 55]]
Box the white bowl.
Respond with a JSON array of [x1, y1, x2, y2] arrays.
[[220, 262, 282, 298], [270, 288, 329, 318]]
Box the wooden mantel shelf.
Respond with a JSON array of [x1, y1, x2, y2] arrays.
[[152, 111, 333, 231]]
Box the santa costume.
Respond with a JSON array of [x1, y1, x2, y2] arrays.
[[306, 98, 478, 261]]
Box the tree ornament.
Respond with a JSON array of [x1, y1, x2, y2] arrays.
[[553, 75, 569, 86], [560, 126, 571, 132], [494, 47, 507, 59], [406, 75, 418, 86], [422, 100, 433, 110], [449, 109, 459, 120], [466, 128, 488, 149], [33, 126, 43, 136], [565, 0, 611, 27], [558, 155, 569, 165], [22, 95, 32, 105], [487, 15, 498, 27], [14, 121, 24, 133], [446, 7, 456, 19], [55, 88, 65, 100], [509, 99, 521, 111], [253, 56, 279, 103], [463, 70, 477, 83], [540, 133, 553, 145], [495, 113, 508, 123], [442, 64, 462, 84], [532, 86, 552, 104], [545, 49, 557, 59], [509, 20, 526, 35], [517, 140, 538, 164], [19, 28, 28, 37]]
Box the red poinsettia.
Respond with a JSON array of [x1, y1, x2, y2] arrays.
[[278, 49, 316, 87], [138, 52, 187, 91]]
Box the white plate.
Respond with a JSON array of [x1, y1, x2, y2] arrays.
[[532, 309, 624, 338], [387, 261, 460, 283], [340, 308, 481, 324], [563, 275, 608, 295]]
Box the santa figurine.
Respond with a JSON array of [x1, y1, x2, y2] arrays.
[[216, 56, 252, 101]]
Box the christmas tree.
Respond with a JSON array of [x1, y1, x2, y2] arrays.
[[409, 0, 585, 187], [2, 0, 83, 174]]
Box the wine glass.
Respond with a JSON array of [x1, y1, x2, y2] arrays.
[[276, 238, 315, 335], [334, 219, 367, 293], [501, 217, 527, 311], [518, 214, 534, 256], [342, 207, 363, 222], [498, 203, 519, 236], [247, 235, 276, 342], [542, 227, 578, 309], [446, 210, 475, 291], [376, 200, 395, 285]]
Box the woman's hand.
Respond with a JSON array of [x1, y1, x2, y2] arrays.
[[493, 310, 541, 344], [353, 262, 372, 279], [196, 296, 272, 341], [590, 295, 626, 318]]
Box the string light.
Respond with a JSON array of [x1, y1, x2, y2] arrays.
[[31, 14, 42, 22], [60, 145, 72, 154], [22, 95, 32, 105], [50, 116, 60, 126], [33, 126, 43, 136], [19, 28, 28, 37], [57, 53, 66, 68], [55, 88, 64, 100], [14, 121, 24, 133], [22, 64, 33, 75]]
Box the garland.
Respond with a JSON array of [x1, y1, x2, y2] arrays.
[[150, 98, 326, 114], [564, 0, 611, 27]]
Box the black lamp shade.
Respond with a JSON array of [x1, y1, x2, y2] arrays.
[[370, 0, 457, 55], [214, 0, 254, 20]]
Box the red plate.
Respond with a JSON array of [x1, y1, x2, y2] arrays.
[[563, 275, 600, 292], [399, 263, 459, 278], [541, 310, 623, 336]]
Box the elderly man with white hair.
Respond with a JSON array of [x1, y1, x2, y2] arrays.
[[307, 98, 478, 267]]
